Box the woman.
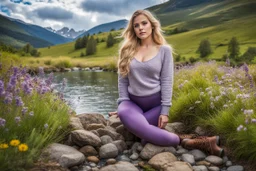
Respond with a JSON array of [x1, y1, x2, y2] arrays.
[[109, 9, 224, 157]]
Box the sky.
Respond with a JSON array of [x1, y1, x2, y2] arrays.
[[0, 0, 168, 31]]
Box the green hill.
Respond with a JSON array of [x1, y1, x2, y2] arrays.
[[38, 0, 256, 64]]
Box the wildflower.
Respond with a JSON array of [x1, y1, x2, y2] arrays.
[[244, 109, 253, 115], [243, 63, 249, 74], [210, 102, 215, 109], [21, 81, 32, 95], [214, 75, 218, 82], [0, 80, 5, 96], [0, 118, 6, 127], [22, 107, 28, 115], [29, 111, 34, 116], [200, 92, 204, 96], [45, 72, 54, 86], [0, 143, 9, 149], [251, 119, 256, 123], [39, 67, 44, 77], [10, 139, 20, 146], [18, 143, 28, 152], [237, 125, 243, 131], [223, 104, 228, 108], [15, 116, 21, 124], [178, 83, 184, 89], [195, 101, 201, 104], [4, 92, 13, 104], [44, 123, 48, 129], [243, 127, 247, 131], [15, 96, 24, 106], [189, 106, 194, 110]]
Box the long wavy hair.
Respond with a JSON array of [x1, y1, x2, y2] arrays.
[[118, 9, 172, 77]]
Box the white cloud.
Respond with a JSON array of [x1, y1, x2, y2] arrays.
[[0, 0, 167, 31]]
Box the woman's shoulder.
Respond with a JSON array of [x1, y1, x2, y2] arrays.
[[160, 44, 172, 53]]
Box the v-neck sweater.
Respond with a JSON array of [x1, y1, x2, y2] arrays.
[[117, 45, 174, 115]]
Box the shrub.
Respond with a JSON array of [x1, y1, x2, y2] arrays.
[[44, 60, 52, 65], [54, 60, 72, 68]]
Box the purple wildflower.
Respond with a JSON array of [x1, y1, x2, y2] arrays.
[[15, 116, 21, 124], [39, 67, 44, 77], [29, 111, 34, 116], [252, 119, 256, 123], [22, 107, 28, 115], [237, 125, 243, 131], [15, 96, 24, 106], [0, 118, 6, 127], [0, 80, 5, 96], [4, 92, 13, 104], [214, 75, 218, 82], [45, 72, 54, 86], [243, 63, 249, 74], [21, 81, 32, 95]]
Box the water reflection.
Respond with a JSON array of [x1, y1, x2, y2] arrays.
[[52, 70, 118, 117]]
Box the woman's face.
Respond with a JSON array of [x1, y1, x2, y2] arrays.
[[133, 14, 153, 40]]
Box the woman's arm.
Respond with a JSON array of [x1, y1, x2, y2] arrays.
[[117, 73, 130, 105], [160, 46, 174, 116]]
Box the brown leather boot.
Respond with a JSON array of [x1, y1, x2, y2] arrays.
[[178, 134, 198, 141], [181, 136, 224, 157]]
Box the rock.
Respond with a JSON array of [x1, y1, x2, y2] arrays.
[[139, 143, 176, 160], [188, 149, 207, 161], [162, 161, 193, 171], [71, 130, 101, 147], [209, 166, 220, 171], [77, 113, 107, 129], [205, 155, 223, 166], [196, 160, 211, 166], [181, 154, 195, 165], [148, 152, 177, 170], [194, 126, 207, 136], [112, 140, 127, 153], [87, 124, 105, 131], [226, 161, 232, 167], [99, 143, 118, 159], [165, 122, 185, 134], [87, 156, 99, 164], [227, 165, 244, 171], [99, 161, 139, 171], [97, 128, 124, 141], [176, 147, 188, 155], [193, 165, 208, 171], [72, 67, 79, 71], [69, 117, 84, 130], [106, 158, 116, 165], [129, 152, 139, 160], [131, 142, 141, 153], [118, 155, 131, 162], [43, 143, 85, 168], [116, 125, 136, 141], [100, 135, 113, 145], [108, 116, 122, 128], [91, 130, 100, 137], [79, 145, 98, 156]]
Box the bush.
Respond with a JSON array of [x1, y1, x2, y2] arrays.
[[44, 60, 52, 65], [54, 60, 72, 68], [197, 39, 212, 58], [0, 65, 71, 170]]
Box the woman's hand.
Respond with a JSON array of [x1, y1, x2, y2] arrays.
[[158, 114, 169, 129], [108, 111, 119, 118]]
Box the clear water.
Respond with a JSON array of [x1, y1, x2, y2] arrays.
[[52, 70, 118, 117]]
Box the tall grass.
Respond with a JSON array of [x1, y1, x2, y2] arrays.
[[170, 61, 256, 160], [0, 52, 71, 170]]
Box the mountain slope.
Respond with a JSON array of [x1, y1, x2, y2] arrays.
[[0, 14, 72, 48], [76, 19, 128, 38]]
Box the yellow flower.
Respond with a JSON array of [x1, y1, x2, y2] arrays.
[[18, 143, 28, 152], [10, 139, 20, 146], [0, 143, 9, 149]]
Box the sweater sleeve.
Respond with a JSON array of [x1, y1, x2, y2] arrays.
[[117, 73, 130, 105], [160, 46, 174, 115]]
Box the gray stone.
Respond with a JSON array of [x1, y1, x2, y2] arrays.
[[226, 161, 232, 167], [148, 152, 177, 170], [166, 122, 185, 134], [106, 158, 117, 165], [112, 140, 127, 153], [87, 123, 105, 130], [69, 117, 84, 130], [130, 152, 139, 160], [43, 143, 85, 168], [99, 161, 139, 171], [193, 165, 208, 171], [227, 165, 244, 171], [209, 166, 220, 171], [77, 113, 107, 129], [194, 126, 207, 136], [116, 125, 136, 141], [119, 155, 131, 162], [188, 149, 207, 161], [99, 143, 118, 159], [79, 145, 98, 156], [176, 147, 188, 155], [100, 135, 113, 145], [181, 154, 195, 165], [71, 130, 101, 147], [162, 161, 193, 171], [205, 155, 223, 166], [97, 128, 124, 141]]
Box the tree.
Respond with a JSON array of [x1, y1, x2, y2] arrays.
[[197, 39, 212, 58], [81, 35, 88, 48], [86, 36, 97, 55], [241, 47, 256, 62], [23, 43, 32, 54], [228, 37, 240, 60], [74, 38, 82, 50], [106, 33, 115, 48]]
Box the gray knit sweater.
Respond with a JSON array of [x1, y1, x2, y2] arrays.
[[117, 45, 174, 115]]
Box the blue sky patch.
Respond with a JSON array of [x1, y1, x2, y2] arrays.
[[0, 6, 11, 16]]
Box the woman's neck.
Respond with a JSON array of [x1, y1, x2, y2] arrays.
[[140, 36, 155, 48]]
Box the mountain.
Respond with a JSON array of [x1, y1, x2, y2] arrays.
[[76, 19, 128, 39], [45, 27, 85, 39], [0, 14, 72, 48]]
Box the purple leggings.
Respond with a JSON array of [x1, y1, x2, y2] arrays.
[[117, 92, 180, 146]]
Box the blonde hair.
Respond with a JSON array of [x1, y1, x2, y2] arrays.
[[118, 9, 172, 77]]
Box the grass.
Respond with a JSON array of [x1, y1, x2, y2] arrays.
[[0, 52, 72, 170], [170, 62, 256, 161]]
